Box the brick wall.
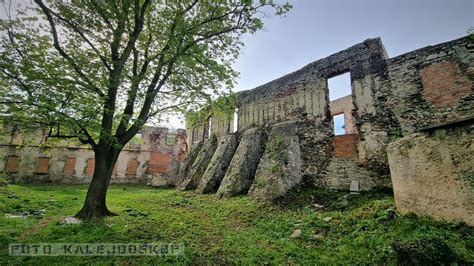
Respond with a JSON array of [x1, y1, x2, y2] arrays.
[[63, 157, 76, 176], [329, 95, 357, 134], [421, 61, 471, 108], [84, 158, 95, 176], [126, 159, 138, 176], [386, 36, 473, 134], [1, 126, 187, 184], [332, 134, 358, 159], [35, 157, 50, 174], [147, 151, 172, 174]]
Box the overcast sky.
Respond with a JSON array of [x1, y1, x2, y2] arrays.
[[234, 0, 473, 92], [2, 1, 473, 129], [175, 0, 473, 129]]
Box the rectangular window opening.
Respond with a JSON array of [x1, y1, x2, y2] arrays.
[[5, 155, 19, 173], [333, 114, 345, 136], [208, 117, 212, 139], [233, 108, 239, 133], [328, 72, 351, 102]]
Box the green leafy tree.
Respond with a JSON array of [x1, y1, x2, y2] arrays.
[[0, 0, 290, 220]]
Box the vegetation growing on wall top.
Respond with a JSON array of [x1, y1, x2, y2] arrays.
[[185, 93, 238, 128]]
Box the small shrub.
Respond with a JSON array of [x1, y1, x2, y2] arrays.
[[391, 236, 457, 265], [255, 177, 266, 188], [270, 162, 278, 173], [389, 128, 402, 142], [0, 173, 8, 187]]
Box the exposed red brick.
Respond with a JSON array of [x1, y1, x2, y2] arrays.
[[63, 157, 76, 176], [85, 158, 95, 176], [421, 61, 471, 108], [126, 159, 138, 176], [35, 157, 50, 174], [5, 155, 19, 173], [333, 134, 358, 159], [147, 151, 172, 174]]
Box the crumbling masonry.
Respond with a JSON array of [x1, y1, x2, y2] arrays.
[[179, 36, 473, 226], [0, 127, 187, 185]]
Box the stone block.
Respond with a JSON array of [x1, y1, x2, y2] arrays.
[[196, 134, 238, 194], [177, 137, 218, 191], [248, 121, 302, 202], [217, 128, 265, 197], [387, 125, 474, 226], [175, 142, 203, 187], [349, 180, 360, 192]]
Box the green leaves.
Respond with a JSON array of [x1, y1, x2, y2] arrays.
[[0, 0, 291, 149], [184, 92, 237, 128]]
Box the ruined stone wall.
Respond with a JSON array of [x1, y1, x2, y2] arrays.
[[179, 35, 472, 209], [383, 36, 473, 225], [186, 120, 207, 147], [0, 126, 187, 185], [210, 112, 233, 139], [181, 37, 395, 196], [234, 38, 393, 190], [186, 112, 232, 146], [385, 36, 473, 135]]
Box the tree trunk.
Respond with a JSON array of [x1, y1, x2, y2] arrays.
[[75, 147, 120, 221]]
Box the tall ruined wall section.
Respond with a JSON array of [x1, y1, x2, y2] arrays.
[[178, 36, 473, 216], [385, 36, 473, 226], [235, 38, 395, 189], [182, 38, 397, 196], [0, 126, 187, 185]]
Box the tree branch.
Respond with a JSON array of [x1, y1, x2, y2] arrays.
[[33, 0, 105, 98], [47, 8, 112, 72]]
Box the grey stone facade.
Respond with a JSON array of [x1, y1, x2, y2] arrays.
[[181, 35, 473, 204]]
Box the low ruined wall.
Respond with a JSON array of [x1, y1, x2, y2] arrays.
[[387, 122, 474, 226], [0, 126, 187, 185]]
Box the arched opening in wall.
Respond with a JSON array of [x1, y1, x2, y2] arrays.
[[233, 108, 239, 133]]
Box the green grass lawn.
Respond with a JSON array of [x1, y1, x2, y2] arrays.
[[0, 184, 472, 265]]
